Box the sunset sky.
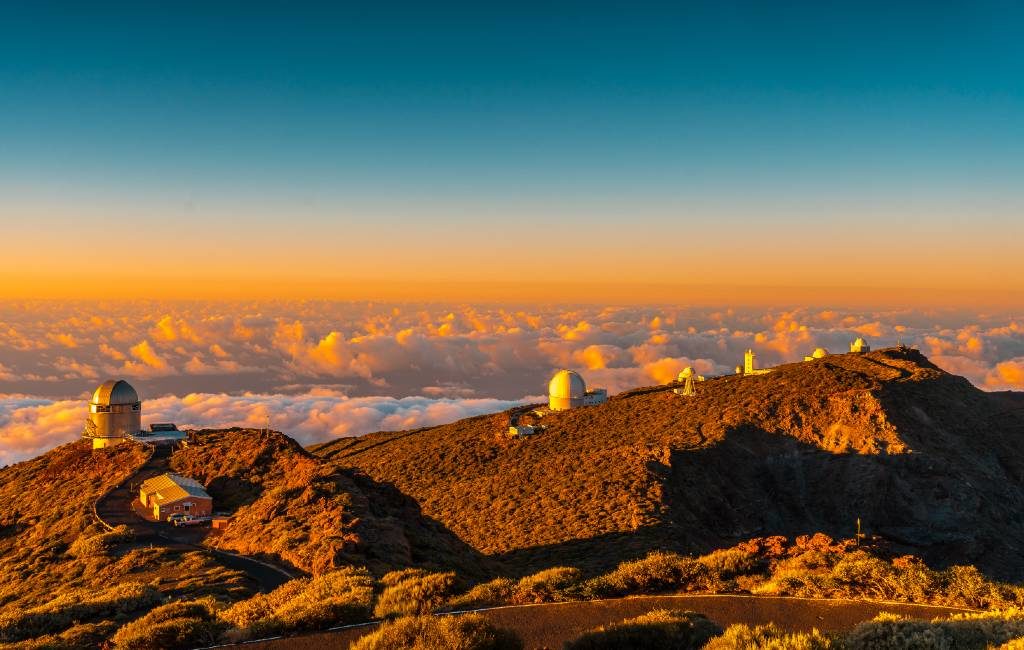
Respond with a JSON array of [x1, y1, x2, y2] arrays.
[[2, 3, 1023, 303]]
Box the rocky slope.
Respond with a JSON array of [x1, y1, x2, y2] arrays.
[[313, 348, 1024, 579]]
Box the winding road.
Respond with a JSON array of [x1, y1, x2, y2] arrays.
[[232, 593, 973, 650], [94, 444, 294, 592]]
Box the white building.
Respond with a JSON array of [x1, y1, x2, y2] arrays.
[[740, 349, 773, 376], [84, 379, 142, 449], [850, 337, 871, 353], [548, 369, 607, 411], [804, 347, 829, 361]]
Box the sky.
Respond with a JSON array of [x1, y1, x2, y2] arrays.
[[1, 2, 1023, 303]]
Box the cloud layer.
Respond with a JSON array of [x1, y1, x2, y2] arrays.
[[0, 392, 525, 466], [2, 300, 1023, 464]]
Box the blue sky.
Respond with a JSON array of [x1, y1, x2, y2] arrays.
[[1, 2, 1022, 299]]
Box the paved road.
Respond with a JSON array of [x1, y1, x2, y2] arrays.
[[94, 444, 293, 592], [237, 594, 973, 650]]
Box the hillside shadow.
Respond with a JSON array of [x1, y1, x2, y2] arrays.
[[492, 421, 1024, 582]]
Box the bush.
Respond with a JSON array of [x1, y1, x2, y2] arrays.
[[588, 552, 715, 597], [449, 578, 517, 609], [703, 623, 833, 649], [374, 572, 458, 619], [381, 568, 429, 587], [843, 609, 1024, 650], [67, 525, 134, 558], [222, 567, 374, 638], [564, 609, 721, 649], [111, 599, 226, 649], [698, 548, 761, 579], [512, 567, 582, 604], [351, 614, 522, 650], [0, 582, 160, 642]]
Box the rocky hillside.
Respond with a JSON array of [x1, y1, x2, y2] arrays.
[[170, 428, 490, 578], [313, 348, 1024, 579]]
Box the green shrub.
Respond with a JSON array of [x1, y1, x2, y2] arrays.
[[449, 578, 516, 609], [351, 614, 522, 650], [111, 599, 226, 649], [222, 567, 374, 638], [564, 609, 721, 649], [512, 567, 583, 604], [703, 623, 833, 649], [373, 572, 458, 619], [588, 552, 714, 597]]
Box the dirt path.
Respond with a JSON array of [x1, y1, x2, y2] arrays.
[[94, 444, 294, 592], [235, 594, 972, 649]]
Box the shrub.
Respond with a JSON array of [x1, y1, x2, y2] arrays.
[[351, 614, 522, 650], [512, 567, 582, 604], [564, 609, 721, 649], [111, 599, 226, 649], [842, 609, 1024, 650], [381, 568, 429, 587], [67, 525, 134, 558], [0, 582, 160, 642], [374, 572, 458, 619], [698, 548, 761, 579], [704, 623, 833, 649], [588, 552, 714, 598], [449, 578, 516, 609], [222, 567, 374, 638]]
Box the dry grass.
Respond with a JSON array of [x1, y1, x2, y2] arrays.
[[317, 349, 1024, 581], [221, 566, 374, 639], [565, 609, 721, 649], [374, 571, 458, 619], [704, 623, 834, 649], [350, 614, 522, 650], [172, 428, 489, 578], [110, 599, 225, 650]]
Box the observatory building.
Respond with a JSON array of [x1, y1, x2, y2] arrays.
[[736, 349, 773, 376], [804, 347, 830, 361], [83, 379, 142, 449], [548, 369, 607, 411], [850, 337, 871, 353]]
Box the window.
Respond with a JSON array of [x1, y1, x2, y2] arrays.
[[174, 505, 181, 511]]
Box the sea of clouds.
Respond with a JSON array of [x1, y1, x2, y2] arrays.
[[1, 301, 1022, 465]]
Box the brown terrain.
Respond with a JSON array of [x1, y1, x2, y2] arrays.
[[313, 348, 1024, 579], [169, 427, 491, 579]]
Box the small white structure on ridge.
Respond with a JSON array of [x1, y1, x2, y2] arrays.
[[548, 369, 607, 411], [850, 337, 871, 353], [674, 367, 696, 396], [738, 349, 773, 376], [804, 347, 830, 361]]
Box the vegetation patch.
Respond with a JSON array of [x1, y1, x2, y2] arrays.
[[565, 609, 721, 649], [350, 614, 522, 650]]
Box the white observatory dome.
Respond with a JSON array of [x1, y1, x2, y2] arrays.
[[549, 370, 586, 400], [811, 347, 829, 359], [91, 379, 140, 406]]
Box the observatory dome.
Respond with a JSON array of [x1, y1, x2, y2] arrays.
[[851, 337, 870, 353], [91, 379, 140, 406], [811, 347, 829, 359], [549, 370, 586, 400], [678, 367, 694, 380]]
